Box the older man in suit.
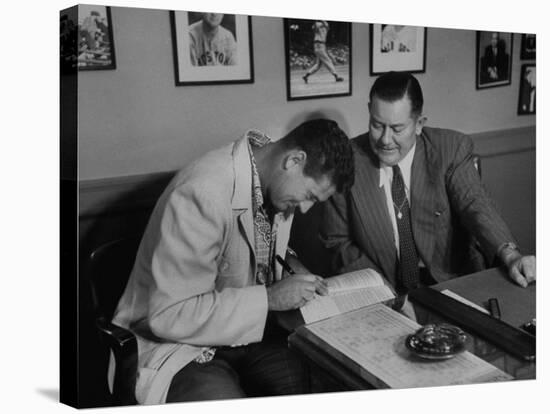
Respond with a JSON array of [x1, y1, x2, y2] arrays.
[[321, 71, 535, 295], [112, 119, 354, 404]]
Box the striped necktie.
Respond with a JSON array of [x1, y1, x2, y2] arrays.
[[391, 165, 419, 291]]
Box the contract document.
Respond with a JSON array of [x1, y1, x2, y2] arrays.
[[300, 303, 512, 388]]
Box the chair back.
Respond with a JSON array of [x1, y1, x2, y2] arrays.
[[89, 236, 141, 321], [88, 236, 141, 406]]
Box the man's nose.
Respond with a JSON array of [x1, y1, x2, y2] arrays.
[[299, 200, 314, 214], [380, 126, 393, 145]]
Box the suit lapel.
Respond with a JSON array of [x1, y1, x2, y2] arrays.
[[231, 136, 256, 258], [351, 136, 397, 279], [410, 134, 438, 267]]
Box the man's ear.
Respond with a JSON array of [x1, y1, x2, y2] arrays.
[[415, 115, 427, 136], [283, 150, 307, 171]]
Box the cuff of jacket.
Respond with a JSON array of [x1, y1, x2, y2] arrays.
[[235, 284, 269, 345]]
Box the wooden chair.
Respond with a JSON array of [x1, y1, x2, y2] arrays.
[[88, 236, 141, 406]]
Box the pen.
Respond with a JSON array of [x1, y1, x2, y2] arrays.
[[488, 297, 501, 319], [275, 254, 296, 275]]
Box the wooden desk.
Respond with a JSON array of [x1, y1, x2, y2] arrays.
[[432, 267, 535, 328], [287, 267, 536, 390]]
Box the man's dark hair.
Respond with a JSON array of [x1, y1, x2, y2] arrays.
[[369, 71, 424, 117], [280, 119, 355, 193]]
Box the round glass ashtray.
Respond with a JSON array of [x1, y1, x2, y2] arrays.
[[406, 324, 468, 360]]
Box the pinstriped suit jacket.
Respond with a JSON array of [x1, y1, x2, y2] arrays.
[[321, 127, 515, 286]]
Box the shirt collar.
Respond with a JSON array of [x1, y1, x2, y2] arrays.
[[378, 142, 417, 188], [246, 130, 271, 214]]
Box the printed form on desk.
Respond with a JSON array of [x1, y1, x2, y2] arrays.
[[301, 285, 394, 324], [302, 303, 512, 389]]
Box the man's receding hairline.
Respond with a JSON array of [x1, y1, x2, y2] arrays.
[[369, 93, 421, 118]]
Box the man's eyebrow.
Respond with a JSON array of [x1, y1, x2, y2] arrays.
[[371, 117, 407, 128]]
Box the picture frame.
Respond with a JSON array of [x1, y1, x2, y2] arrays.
[[370, 24, 426, 75], [476, 31, 513, 89], [77, 5, 116, 70], [60, 11, 78, 74], [170, 12, 254, 86], [517, 64, 536, 115], [284, 19, 351, 101], [520, 34, 536, 60]]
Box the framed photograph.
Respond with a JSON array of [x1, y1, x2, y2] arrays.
[[518, 64, 536, 115], [60, 11, 78, 73], [170, 12, 254, 86], [476, 31, 513, 89], [520, 34, 536, 60], [370, 24, 426, 75], [284, 19, 351, 101], [77, 5, 116, 70]]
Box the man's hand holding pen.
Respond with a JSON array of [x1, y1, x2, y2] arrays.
[[266, 255, 328, 310]]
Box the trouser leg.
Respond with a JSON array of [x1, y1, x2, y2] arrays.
[[318, 49, 337, 74], [166, 359, 246, 403], [166, 316, 310, 402], [306, 57, 321, 76], [239, 341, 310, 397]]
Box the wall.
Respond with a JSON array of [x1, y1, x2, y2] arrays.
[[74, 7, 535, 407], [78, 7, 535, 180]]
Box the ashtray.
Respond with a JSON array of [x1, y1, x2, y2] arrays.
[[406, 324, 468, 360]]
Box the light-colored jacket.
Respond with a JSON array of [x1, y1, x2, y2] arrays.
[[112, 133, 293, 404]]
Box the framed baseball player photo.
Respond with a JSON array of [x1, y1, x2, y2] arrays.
[[284, 19, 352, 101], [77, 5, 116, 71], [170, 11, 254, 86], [370, 24, 427, 75]]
